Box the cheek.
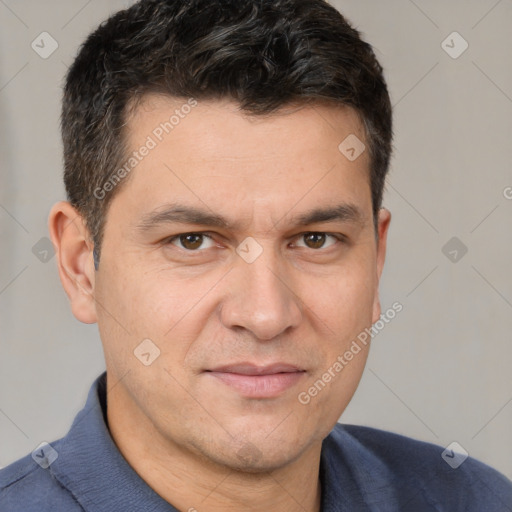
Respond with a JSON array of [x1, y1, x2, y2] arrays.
[[296, 271, 373, 426], [301, 259, 377, 336], [99, 262, 216, 333]]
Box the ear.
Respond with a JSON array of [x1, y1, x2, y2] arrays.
[[48, 201, 97, 324], [372, 207, 391, 324]]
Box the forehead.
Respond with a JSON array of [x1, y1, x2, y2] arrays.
[[126, 93, 367, 160], [111, 94, 372, 230]]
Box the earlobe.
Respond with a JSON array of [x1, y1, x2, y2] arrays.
[[48, 201, 98, 324], [372, 207, 391, 324]]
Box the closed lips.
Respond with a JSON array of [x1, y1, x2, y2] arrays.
[[206, 363, 305, 375]]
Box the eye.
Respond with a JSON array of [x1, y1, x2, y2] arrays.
[[294, 232, 342, 250], [168, 232, 216, 251]]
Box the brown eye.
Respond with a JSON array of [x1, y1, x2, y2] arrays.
[[303, 233, 327, 249], [295, 232, 341, 250], [170, 233, 214, 251], [180, 234, 203, 250]]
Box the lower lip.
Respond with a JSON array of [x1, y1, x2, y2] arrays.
[[207, 371, 305, 398]]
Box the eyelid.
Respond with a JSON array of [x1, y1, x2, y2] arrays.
[[164, 230, 347, 251], [166, 232, 217, 251], [292, 232, 346, 249]]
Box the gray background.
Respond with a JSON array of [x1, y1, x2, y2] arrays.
[[1, 0, 511, 480]]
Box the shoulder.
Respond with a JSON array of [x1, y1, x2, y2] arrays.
[[323, 424, 512, 511], [0, 444, 82, 512]]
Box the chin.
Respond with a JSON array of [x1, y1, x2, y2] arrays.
[[190, 431, 309, 473], [210, 449, 299, 474]]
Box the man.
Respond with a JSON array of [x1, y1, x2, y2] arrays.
[[1, 0, 511, 510]]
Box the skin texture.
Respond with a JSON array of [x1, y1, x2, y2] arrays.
[[49, 96, 391, 512]]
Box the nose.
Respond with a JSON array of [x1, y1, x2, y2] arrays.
[[219, 246, 303, 341]]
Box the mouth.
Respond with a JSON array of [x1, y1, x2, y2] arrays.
[[204, 363, 306, 398]]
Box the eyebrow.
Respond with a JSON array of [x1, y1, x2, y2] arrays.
[[135, 202, 366, 232], [294, 203, 365, 227]]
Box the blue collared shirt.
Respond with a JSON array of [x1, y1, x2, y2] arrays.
[[1, 372, 511, 511]]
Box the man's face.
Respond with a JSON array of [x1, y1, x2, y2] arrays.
[[92, 95, 389, 471]]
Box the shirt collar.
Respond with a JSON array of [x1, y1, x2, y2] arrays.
[[50, 372, 178, 511]]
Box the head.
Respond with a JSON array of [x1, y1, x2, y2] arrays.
[[50, 0, 392, 472]]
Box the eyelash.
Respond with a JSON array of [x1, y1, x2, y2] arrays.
[[164, 231, 347, 252]]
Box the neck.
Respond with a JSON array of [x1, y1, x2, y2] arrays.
[[107, 382, 323, 512]]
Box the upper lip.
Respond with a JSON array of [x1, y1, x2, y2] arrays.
[[207, 363, 304, 375]]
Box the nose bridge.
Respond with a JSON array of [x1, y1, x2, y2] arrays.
[[220, 240, 302, 340]]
